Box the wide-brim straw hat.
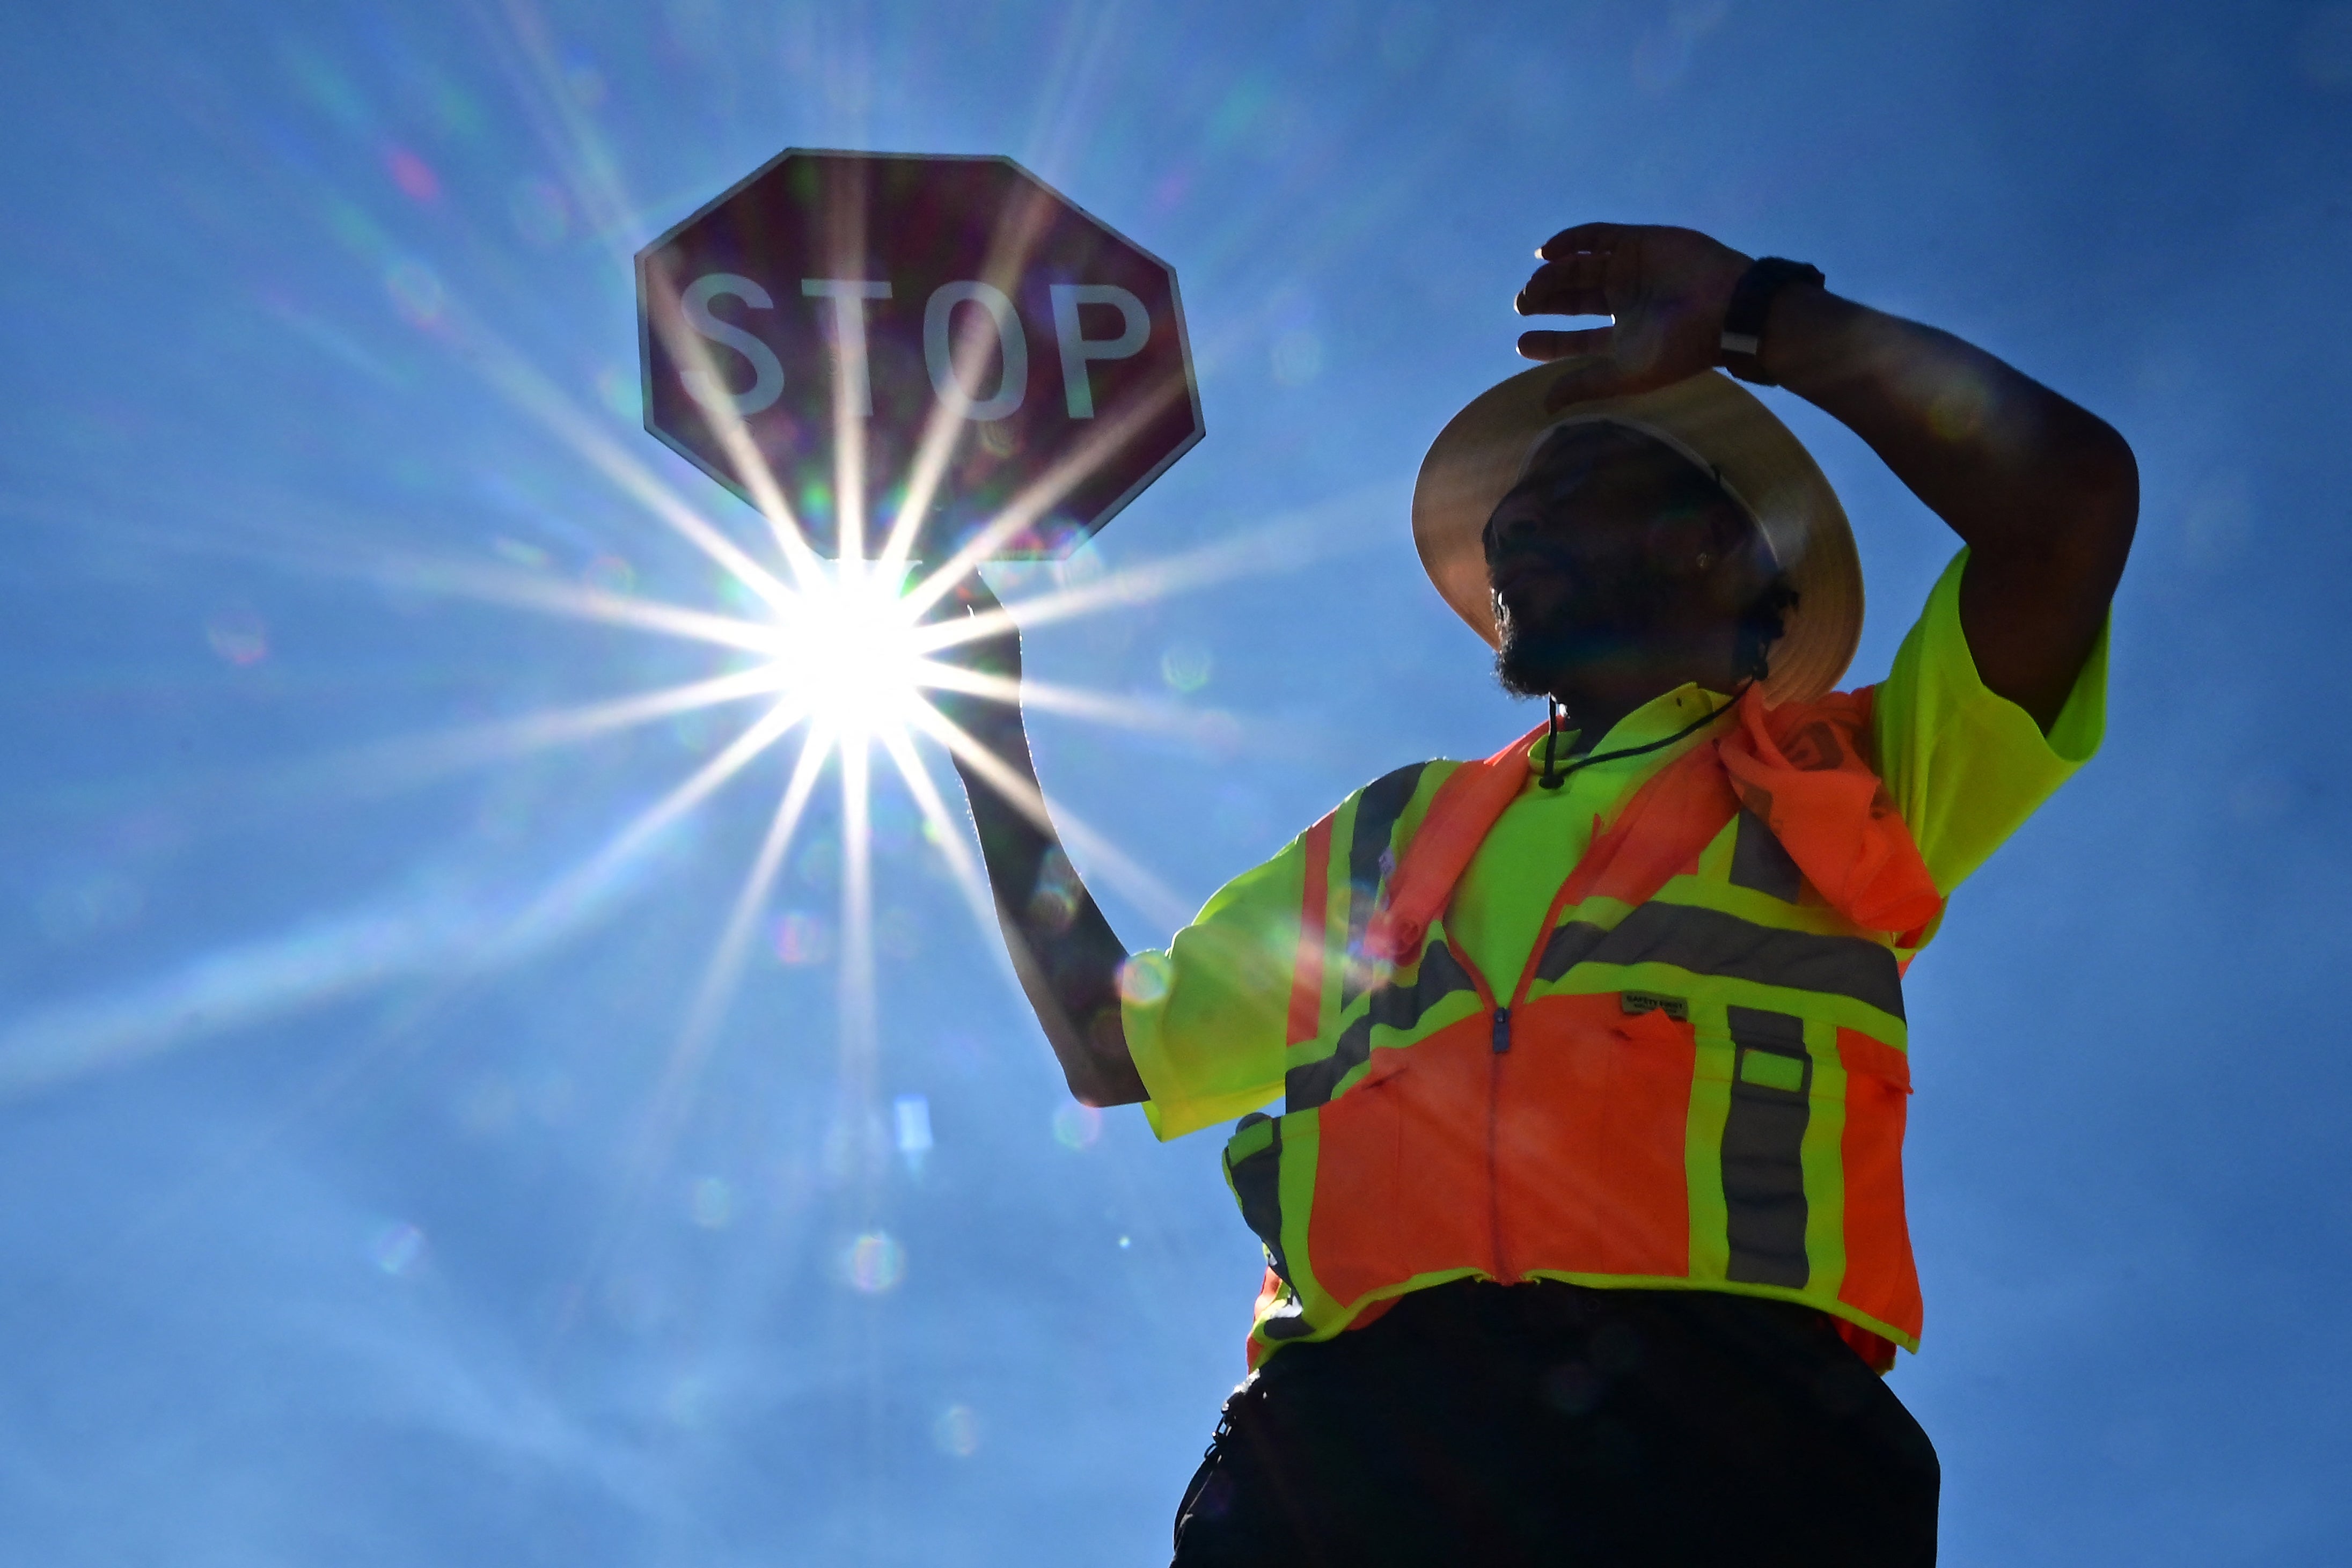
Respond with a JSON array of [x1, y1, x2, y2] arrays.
[[1411, 365, 1862, 705]]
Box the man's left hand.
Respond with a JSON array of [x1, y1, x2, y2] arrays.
[[1515, 223, 1752, 409]]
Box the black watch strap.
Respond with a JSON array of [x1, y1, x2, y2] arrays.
[[1718, 257, 1825, 386]]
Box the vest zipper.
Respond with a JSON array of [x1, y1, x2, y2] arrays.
[[1488, 1029, 1509, 1284], [1445, 948, 1512, 1287], [1488, 855, 1593, 1283]]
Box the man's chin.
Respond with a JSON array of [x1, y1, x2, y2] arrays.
[[1494, 625, 1648, 700], [1494, 633, 1582, 700]]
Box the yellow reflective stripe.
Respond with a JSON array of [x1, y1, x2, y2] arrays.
[[1739, 1051, 1805, 1091], [1389, 764, 1453, 863], [1340, 764, 1429, 1007], [1799, 1013, 1850, 1307], [1267, 1104, 1330, 1335], [1684, 1005, 1734, 1284], [1256, 1269, 1923, 1361], [1222, 1113, 1286, 1284], [1280, 761, 1464, 1073], [1285, 937, 1483, 1110], [1247, 1263, 1496, 1355]]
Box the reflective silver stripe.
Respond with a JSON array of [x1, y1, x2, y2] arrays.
[[1287, 940, 1478, 1111], [1259, 1288, 1318, 1339], [1223, 1112, 1292, 1285], [1341, 763, 1427, 1007], [1729, 807, 1803, 903], [1534, 902, 1904, 1020], [1722, 1006, 1810, 1289]]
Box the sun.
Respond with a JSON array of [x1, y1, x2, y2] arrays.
[[759, 563, 933, 746]]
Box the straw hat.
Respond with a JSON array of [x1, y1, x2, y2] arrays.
[[1410, 364, 1862, 705]]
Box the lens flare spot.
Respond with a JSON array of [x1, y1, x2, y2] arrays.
[[1028, 883, 1078, 932], [772, 909, 833, 965], [385, 258, 444, 326], [489, 535, 551, 570], [206, 607, 270, 666], [1052, 1101, 1103, 1151], [844, 1230, 906, 1293], [1161, 642, 1212, 692], [1928, 377, 1989, 441], [384, 145, 441, 203], [1117, 952, 1171, 1006], [583, 553, 637, 595], [895, 1093, 934, 1154], [691, 1176, 734, 1229], [595, 365, 640, 422], [455, 1075, 518, 1136], [933, 1403, 981, 1456], [370, 1221, 426, 1277]]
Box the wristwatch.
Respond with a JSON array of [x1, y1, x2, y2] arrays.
[[1718, 258, 1825, 386]]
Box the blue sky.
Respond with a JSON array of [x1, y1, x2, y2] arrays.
[[3, 1, 2349, 1562]]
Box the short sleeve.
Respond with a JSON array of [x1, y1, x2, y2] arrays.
[[1122, 834, 1303, 1140], [1872, 547, 2110, 899]]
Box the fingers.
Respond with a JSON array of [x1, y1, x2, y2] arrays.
[[1515, 255, 1612, 318], [919, 569, 1003, 629], [1516, 326, 1614, 363], [1536, 221, 1625, 260], [949, 570, 1003, 614]]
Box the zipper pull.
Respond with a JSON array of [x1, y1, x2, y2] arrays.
[[1491, 1006, 1512, 1054]]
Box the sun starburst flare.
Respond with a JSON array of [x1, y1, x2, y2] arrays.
[[1, 30, 1382, 1355]]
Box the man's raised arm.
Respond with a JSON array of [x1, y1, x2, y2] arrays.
[[1516, 222, 2138, 731], [930, 582, 1146, 1109]]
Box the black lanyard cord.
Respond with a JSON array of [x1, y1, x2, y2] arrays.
[[1538, 685, 1750, 792]]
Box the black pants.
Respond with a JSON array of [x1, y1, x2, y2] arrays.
[[1171, 1281, 1937, 1567]]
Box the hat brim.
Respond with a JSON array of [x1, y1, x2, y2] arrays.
[[1410, 366, 1862, 706]]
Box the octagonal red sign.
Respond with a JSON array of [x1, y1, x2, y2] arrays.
[[636, 149, 1202, 561]]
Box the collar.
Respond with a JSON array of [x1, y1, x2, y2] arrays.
[[1520, 684, 1736, 777]]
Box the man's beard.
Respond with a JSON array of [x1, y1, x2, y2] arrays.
[[1491, 572, 1677, 699], [1493, 613, 1569, 697]]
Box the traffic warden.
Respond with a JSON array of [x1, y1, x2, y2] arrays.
[[942, 223, 2136, 1566]]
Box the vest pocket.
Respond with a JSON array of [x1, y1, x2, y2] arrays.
[[1832, 1028, 1922, 1339], [1301, 1017, 1497, 1306], [1494, 993, 1696, 1280]]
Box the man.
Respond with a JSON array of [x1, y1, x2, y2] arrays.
[[940, 223, 2135, 1565]]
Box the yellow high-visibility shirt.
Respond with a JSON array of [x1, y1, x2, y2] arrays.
[[1125, 548, 2108, 1140]]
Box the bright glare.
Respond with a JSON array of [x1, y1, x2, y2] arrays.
[[761, 566, 931, 743]]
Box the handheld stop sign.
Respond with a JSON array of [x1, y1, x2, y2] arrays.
[[637, 149, 1203, 561]]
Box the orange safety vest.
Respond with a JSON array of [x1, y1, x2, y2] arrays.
[[1221, 686, 1946, 1373]]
